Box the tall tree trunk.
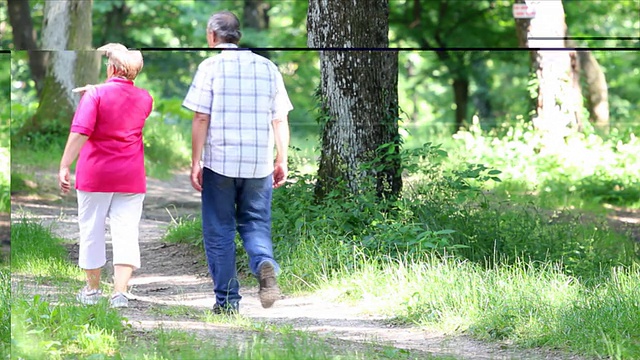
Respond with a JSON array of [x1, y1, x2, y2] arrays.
[[453, 77, 469, 131], [514, 0, 581, 150], [243, 0, 270, 59], [7, 0, 47, 96], [244, 0, 269, 29], [308, 0, 402, 200], [19, 0, 100, 137], [578, 51, 609, 132], [568, 48, 584, 132], [96, 1, 130, 46], [471, 57, 493, 127]]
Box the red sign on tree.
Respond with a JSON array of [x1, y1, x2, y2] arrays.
[[513, 3, 537, 19]]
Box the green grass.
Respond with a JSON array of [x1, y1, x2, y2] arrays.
[[121, 328, 448, 360], [161, 130, 640, 358], [164, 180, 639, 358], [11, 219, 85, 282], [0, 266, 10, 358], [164, 215, 203, 246], [0, 145, 8, 213], [320, 254, 640, 359], [166, 206, 640, 359], [11, 293, 125, 359], [11, 220, 433, 360], [10, 220, 122, 358]]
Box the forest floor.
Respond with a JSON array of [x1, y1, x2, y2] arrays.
[[9, 170, 639, 360]]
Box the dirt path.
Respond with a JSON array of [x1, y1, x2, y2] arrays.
[[12, 170, 631, 359]]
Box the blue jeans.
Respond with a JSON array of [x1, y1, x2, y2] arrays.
[[201, 168, 279, 307]]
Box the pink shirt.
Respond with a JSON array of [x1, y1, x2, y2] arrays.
[[71, 78, 153, 193]]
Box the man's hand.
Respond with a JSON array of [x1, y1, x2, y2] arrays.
[[71, 84, 96, 94], [191, 163, 203, 192], [273, 161, 288, 189], [59, 167, 71, 194]]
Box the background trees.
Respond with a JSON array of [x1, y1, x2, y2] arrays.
[[11, 0, 99, 137], [515, 0, 583, 149], [3, 0, 639, 194]]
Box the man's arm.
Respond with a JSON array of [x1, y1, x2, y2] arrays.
[[59, 132, 89, 193], [272, 116, 290, 189], [191, 111, 210, 192]]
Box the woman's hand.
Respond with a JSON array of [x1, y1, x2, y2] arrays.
[[59, 167, 71, 194]]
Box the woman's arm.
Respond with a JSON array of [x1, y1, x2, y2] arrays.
[[58, 132, 89, 193]]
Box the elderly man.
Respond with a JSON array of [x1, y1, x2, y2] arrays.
[[59, 43, 153, 308], [183, 10, 293, 314]]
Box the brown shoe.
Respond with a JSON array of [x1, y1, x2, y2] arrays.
[[258, 262, 280, 308]]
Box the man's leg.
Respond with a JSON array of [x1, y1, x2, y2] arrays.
[[202, 168, 241, 309], [236, 175, 280, 308]]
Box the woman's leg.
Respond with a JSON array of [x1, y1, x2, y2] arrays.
[[77, 190, 113, 290], [113, 265, 133, 293], [108, 193, 145, 294]]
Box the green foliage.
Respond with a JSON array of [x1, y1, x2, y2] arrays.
[[0, 53, 9, 213], [577, 173, 640, 207], [143, 99, 191, 179], [445, 118, 640, 210], [0, 147, 8, 213], [166, 139, 637, 292]]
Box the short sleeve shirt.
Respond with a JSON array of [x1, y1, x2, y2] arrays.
[[71, 77, 153, 193], [182, 44, 293, 178]]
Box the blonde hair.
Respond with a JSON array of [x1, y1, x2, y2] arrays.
[[97, 43, 144, 80]]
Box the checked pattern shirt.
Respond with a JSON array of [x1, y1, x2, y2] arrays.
[[183, 43, 293, 178]]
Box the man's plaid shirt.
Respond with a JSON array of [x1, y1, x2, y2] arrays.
[[183, 44, 293, 178]]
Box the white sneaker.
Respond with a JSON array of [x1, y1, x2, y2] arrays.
[[77, 287, 102, 305], [110, 292, 129, 308]]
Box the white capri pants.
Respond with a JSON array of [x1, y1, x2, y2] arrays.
[[77, 191, 145, 270]]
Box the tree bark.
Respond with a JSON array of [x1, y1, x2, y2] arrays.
[[243, 0, 270, 58], [96, 1, 130, 46], [471, 57, 493, 127], [453, 77, 469, 131], [308, 0, 402, 200], [7, 0, 47, 96], [514, 0, 582, 150], [19, 0, 100, 137], [244, 0, 270, 30], [577, 51, 609, 132]]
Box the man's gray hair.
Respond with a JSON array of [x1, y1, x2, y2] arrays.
[[207, 11, 242, 44]]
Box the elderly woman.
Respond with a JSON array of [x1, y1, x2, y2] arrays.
[[58, 43, 153, 308]]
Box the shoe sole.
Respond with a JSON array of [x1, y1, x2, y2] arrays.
[[258, 262, 280, 308], [77, 296, 101, 305], [110, 295, 129, 308]]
